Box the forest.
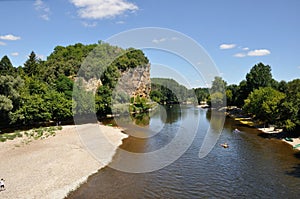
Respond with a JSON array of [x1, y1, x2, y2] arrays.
[[0, 42, 149, 129], [150, 78, 196, 104], [150, 63, 300, 132], [0, 41, 299, 133], [206, 63, 300, 132]]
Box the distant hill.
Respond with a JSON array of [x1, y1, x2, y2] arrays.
[[150, 78, 196, 104]]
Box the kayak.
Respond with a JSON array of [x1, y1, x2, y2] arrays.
[[221, 143, 229, 148], [284, 137, 293, 142], [293, 144, 300, 149]]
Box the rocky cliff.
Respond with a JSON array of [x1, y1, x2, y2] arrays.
[[77, 63, 151, 99], [116, 63, 151, 99]]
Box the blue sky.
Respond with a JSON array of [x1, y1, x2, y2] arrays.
[[0, 0, 299, 87]]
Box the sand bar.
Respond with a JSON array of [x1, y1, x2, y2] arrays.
[[0, 123, 128, 199]]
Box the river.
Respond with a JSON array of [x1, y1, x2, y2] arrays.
[[67, 105, 300, 198]]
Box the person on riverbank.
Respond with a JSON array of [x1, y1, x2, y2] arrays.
[[0, 178, 5, 191]]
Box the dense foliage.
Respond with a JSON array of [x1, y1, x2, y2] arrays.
[[191, 62, 299, 132], [1, 42, 299, 133], [0, 42, 150, 129], [223, 62, 300, 131], [207, 76, 227, 108], [150, 78, 196, 104]]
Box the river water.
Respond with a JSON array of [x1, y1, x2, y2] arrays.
[[67, 105, 300, 198]]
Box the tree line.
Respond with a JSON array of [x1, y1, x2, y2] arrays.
[[150, 78, 196, 104], [150, 63, 299, 132], [0, 42, 149, 129], [205, 63, 300, 132]]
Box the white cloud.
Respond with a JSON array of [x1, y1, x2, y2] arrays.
[[0, 41, 6, 46], [116, 20, 125, 24], [152, 37, 180, 44], [219, 43, 236, 50], [82, 21, 97, 27], [0, 34, 21, 41], [152, 38, 167, 44], [70, 0, 138, 19], [11, 52, 19, 56], [247, 49, 271, 57], [234, 53, 246, 58], [34, 0, 51, 20], [242, 47, 249, 51]]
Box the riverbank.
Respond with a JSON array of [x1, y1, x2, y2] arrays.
[[0, 123, 128, 199], [226, 107, 300, 151]]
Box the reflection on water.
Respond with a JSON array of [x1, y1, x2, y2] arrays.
[[67, 105, 300, 199]]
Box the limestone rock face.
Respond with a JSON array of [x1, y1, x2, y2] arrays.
[[75, 77, 102, 94], [115, 64, 151, 99], [75, 63, 151, 99]]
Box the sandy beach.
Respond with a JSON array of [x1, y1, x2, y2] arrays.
[[0, 123, 128, 199]]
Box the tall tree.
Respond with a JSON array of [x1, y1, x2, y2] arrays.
[[23, 51, 40, 77], [0, 75, 24, 112], [208, 76, 227, 108], [210, 76, 227, 94], [226, 84, 238, 106], [243, 87, 286, 125], [194, 88, 209, 104], [54, 75, 73, 99], [0, 55, 14, 76], [278, 79, 300, 130], [246, 62, 273, 91]]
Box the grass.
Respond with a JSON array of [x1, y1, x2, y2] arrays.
[[0, 131, 23, 142], [0, 126, 62, 143]]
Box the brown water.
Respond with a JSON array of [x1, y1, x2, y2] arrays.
[[67, 105, 300, 198]]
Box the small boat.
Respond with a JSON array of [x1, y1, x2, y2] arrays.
[[221, 143, 229, 148], [233, 129, 240, 133], [284, 137, 293, 142]]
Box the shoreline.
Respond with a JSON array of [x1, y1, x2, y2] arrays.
[[226, 107, 300, 151], [0, 123, 128, 199], [256, 126, 300, 150]]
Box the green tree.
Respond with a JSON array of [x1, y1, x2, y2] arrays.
[[54, 75, 73, 99], [194, 88, 209, 104], [150, 90, 164, 103], [246, 62, 273, 91], [208, 76, 227, 108], [210, 76, 227, 93], [45, 90, 73, 121], [226, 84, 238, 106], [278, 79, 300, 130], [243, 87, 286, 125], [95, 85, 112, 115], [0, 55, 15, 76], [277, 80, 288, 93], [72, 79, 95, 115], [9, 93, 52, 125], [25, 76, 49, 95], [235, 80, 250, 107], [23, 51, 41, 77], [0, 75, 24, 126], [150, 78, 193, 104]]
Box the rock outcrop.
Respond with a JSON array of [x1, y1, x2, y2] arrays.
[[76, 63, 151, 99], [116, 64, 151, 99]]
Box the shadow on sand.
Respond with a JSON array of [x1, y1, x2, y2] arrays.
[[286, 152, 300, 178], [258, 131, 300, 139]]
